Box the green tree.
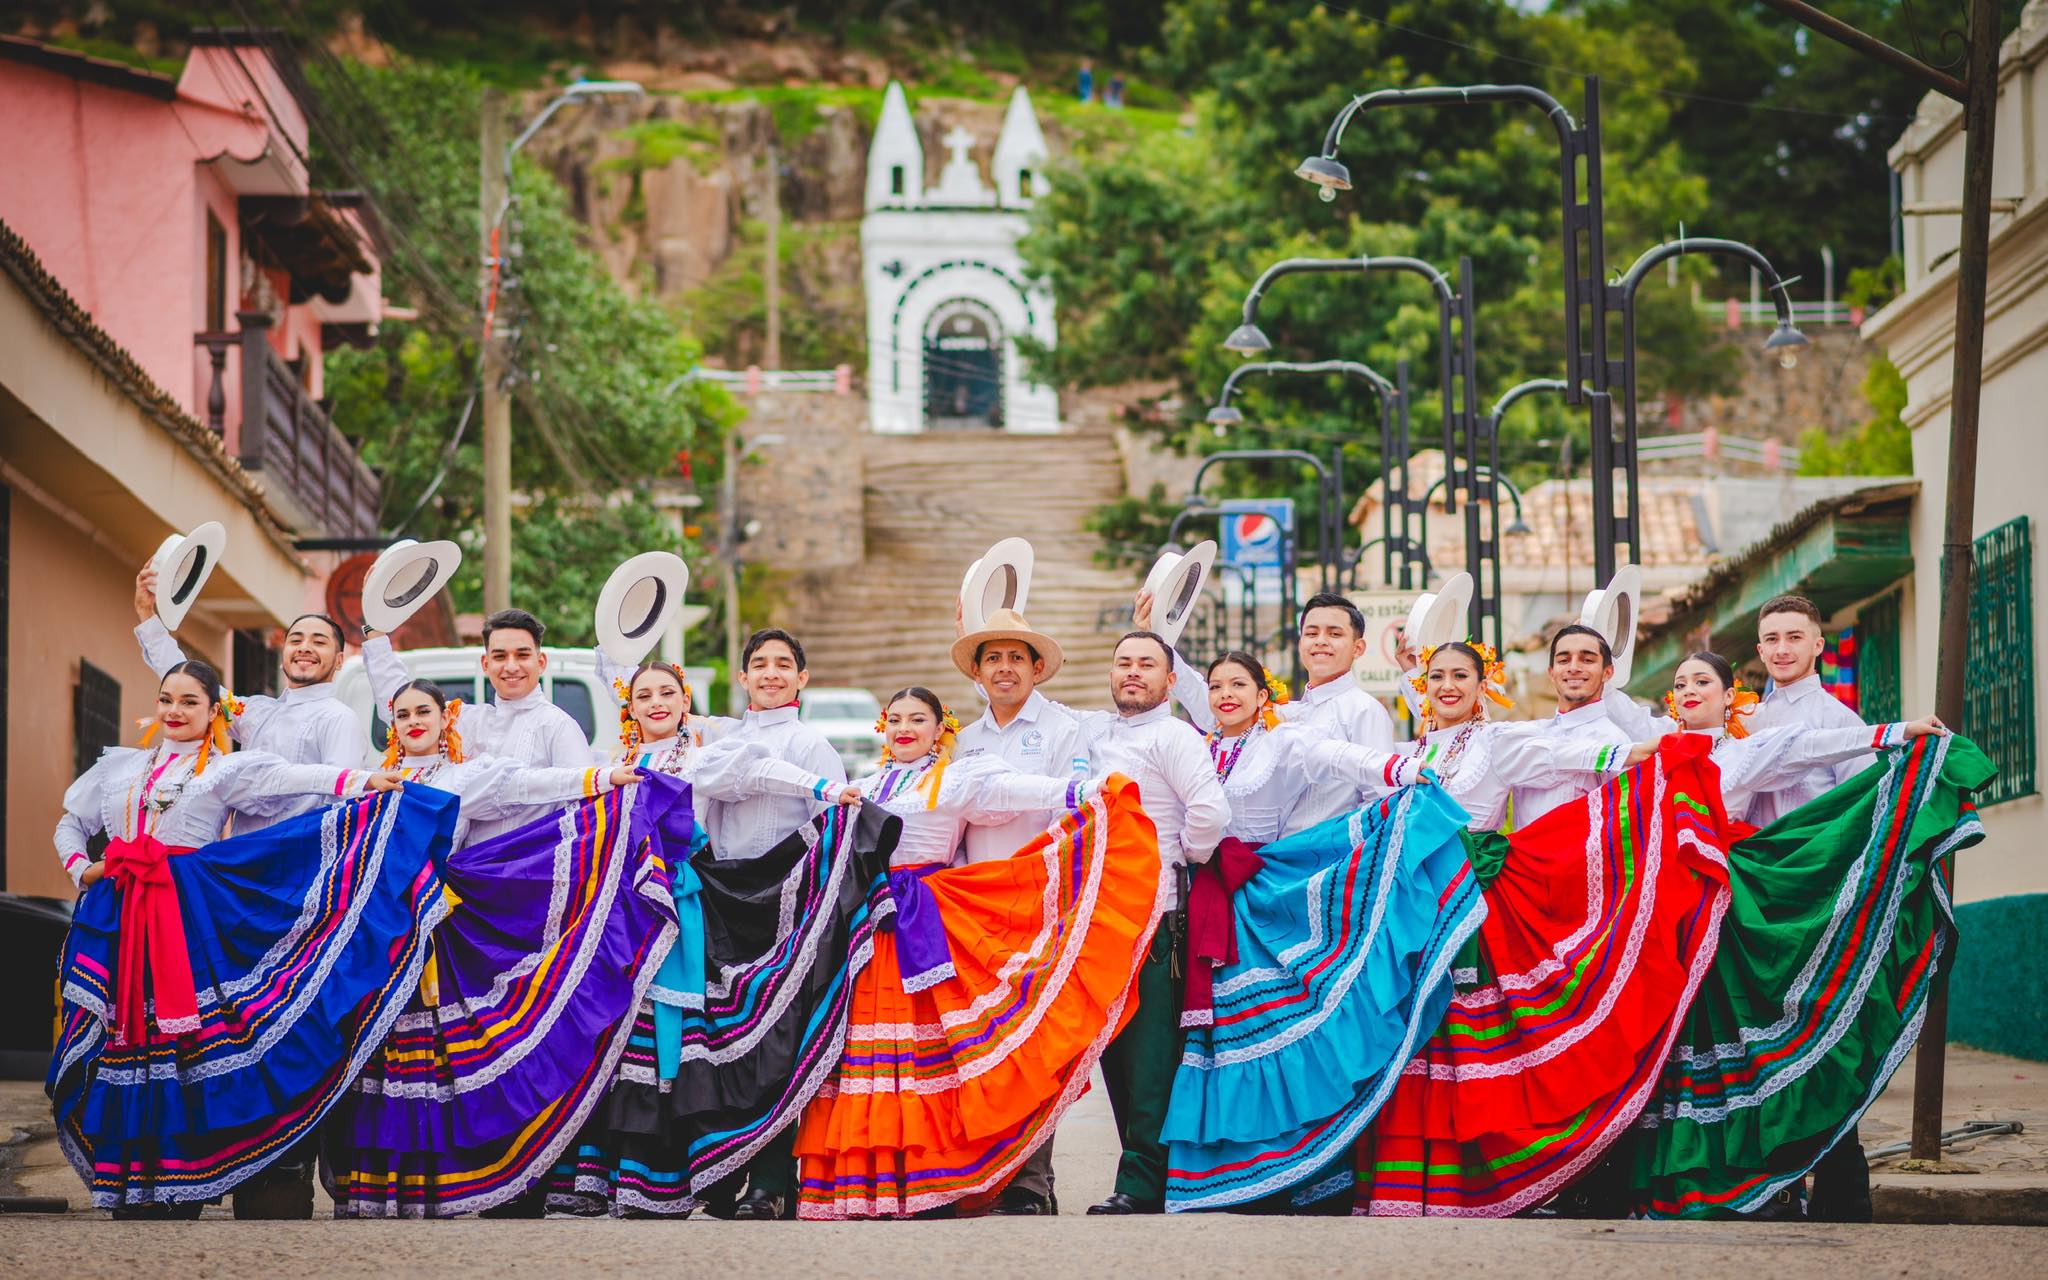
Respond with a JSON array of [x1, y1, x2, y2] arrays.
[[310, 58, 737, 633], [1798, 351, 1914, 476], [1020, 0, 1731, 557]]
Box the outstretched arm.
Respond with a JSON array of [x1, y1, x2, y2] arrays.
[[1297, 734, 1427, 797], [361, 633, 408, 709]]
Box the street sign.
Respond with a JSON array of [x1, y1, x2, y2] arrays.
[[1349, 589, 1417, 688], [1219, 498, 1293, 604]]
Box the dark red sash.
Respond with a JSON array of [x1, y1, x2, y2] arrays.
[[103, 834, 199, 1045]]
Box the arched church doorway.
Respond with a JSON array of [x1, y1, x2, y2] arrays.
[[922, 300, 1005, 430]]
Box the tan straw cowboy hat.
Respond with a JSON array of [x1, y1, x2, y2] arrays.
[[952, 607, 1065, 683]]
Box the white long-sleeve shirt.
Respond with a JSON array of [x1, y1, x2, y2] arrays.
[[1404, 719, 1631, 832], [363, 634, 590, 772], [1688, 722, 1907, 825], [952, 691, 1091, 863], [1072, 701, 1230, 907], [1213, 721, 1425, 844], [1172, 656, 1397, 831], [136, 617, 366, 826], [55, 737, 366, 886], [1505, 700, 1635, 829], [379, 752, 623, 848], [1744, 673, 1872, 826], [688, 706, 847, 861], [850, 753, 1084, 868]]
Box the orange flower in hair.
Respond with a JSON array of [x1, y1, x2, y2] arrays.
[[1260, 667, 1290, 730]]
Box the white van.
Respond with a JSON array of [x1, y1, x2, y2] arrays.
[[331, 647, 715, 767]]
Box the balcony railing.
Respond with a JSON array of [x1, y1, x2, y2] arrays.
[[196, 310, 379, 539]]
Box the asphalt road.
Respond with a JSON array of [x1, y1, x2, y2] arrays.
[[8, 1082, 2046, 1277]]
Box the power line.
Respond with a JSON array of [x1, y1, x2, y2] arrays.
[[1316, 0, 1912, 125]]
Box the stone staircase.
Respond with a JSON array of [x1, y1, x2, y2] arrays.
[[777, 420, 1139, 709]]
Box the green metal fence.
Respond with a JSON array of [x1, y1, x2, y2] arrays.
[[1859, 589, 1903, 726], [1968, 517, 2036, 805]]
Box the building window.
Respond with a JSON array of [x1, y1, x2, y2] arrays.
[[233, 628, 279, 699], [1017, 166, 1032, 192], [1858, 590, 1903, 726], [890, 165, 905, 197], [205, 212, 228, 332], [73, 659, 122, 860], [1968, 517, 2036, 805]]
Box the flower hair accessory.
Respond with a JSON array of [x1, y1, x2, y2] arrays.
[[1260, 668, 1290, 730]]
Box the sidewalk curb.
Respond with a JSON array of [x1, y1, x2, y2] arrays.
[[1873, 1183, 2048, 1226]]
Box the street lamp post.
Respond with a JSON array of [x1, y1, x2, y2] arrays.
[[1225, 254, 1479, 516], [1299, 77, 1807, 583], [1297, 81, 1605, 407], [1206, 358, 1421, 588], [478, 79, 644, 614], [1475, 378, 1567, 647]]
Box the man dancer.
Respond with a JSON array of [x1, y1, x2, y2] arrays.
[[691, 627, 848, 1221], [1515, 623, 1638, 825], [364, 609, 590, 791], [1748, 595, 1875, 1223], [949, 606, 1089, 1215], [133, 565, 366, 1220], [134, 564, 363, 817], [1078, 632, 1230, 1215], [1154, 590, 1395, 834]]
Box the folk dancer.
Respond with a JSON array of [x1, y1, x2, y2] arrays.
[[1071, 632, 1230, 1215], [51, 660, 454, 1218], [792, 688, 1162, 1218], [132, 567, 371, 1218], [948, 604, 1090, 1215]]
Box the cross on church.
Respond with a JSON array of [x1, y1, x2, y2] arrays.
[[942, 126, 977, 169]]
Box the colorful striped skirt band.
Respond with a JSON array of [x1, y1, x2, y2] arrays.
[[792, 774, 1165, 1218], [50, 787, 459, 1210], [1163, 783, 1486, 1211], [544, 800, 900, 1217], [323, 772, 689, 1218], [1633, 734, 1992, 1217], [1355, 736, 1735, 1217]]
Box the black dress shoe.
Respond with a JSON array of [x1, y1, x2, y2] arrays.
[[731, 1189, 786, 1221], [233, 1162, 315, 1220], [1744, 1186, 1807, 1222], [990, 1187, 1055, 1216], [1086, 1192, 1161, 1215], [111, 1202, 204, 1221]]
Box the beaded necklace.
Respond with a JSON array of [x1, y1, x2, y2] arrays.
[[874, 754, 936, 805], [397, 755, 448, 787], [1409, 719, 1480, 780], [1206, 721, 1263, 782], [123, 746, 191, 838], [635, 732, 695, 778]]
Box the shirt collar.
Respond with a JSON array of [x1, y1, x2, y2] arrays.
[[1302, 674, 1356, 706], [743, 704, 801, 728], [1553, 699, 1610, 729], [1772, 672, 1823, 703], [1118, 701, 1172, 728], [279, 682, 337, 705], [977, 690, 1046, 732], [495, 685, 551, 713]]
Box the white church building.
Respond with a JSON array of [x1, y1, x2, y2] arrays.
[[861, 82, 1062, 434]]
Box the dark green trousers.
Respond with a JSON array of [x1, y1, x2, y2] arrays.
[[1099, 927, 1182, 1203], [746, 1125, 797, 1199]]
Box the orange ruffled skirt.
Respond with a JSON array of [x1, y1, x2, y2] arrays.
[[793, 775, 1164, 1217]]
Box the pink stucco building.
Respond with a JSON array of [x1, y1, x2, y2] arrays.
[[0, 31, 388, 897]]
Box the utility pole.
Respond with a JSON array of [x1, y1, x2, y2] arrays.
[[763, 144, 781, 371], [721, 426, 743, 714], [479, 88, 512, 616], [1756, 0, 1998, 1167]]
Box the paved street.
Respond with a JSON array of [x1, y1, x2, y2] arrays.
[[6, 1062, 2048, 1278]]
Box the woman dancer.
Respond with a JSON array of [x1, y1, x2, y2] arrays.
[[50, 661, 458, 1217], [325, 680, 691, 1218], [1354, 640, 1736, 1217], [545, 666, 897, 1219], [793, 686, 1166, 1219], [1623, 653, 1978, 1220], [1161, 652, 1482, 1213]]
